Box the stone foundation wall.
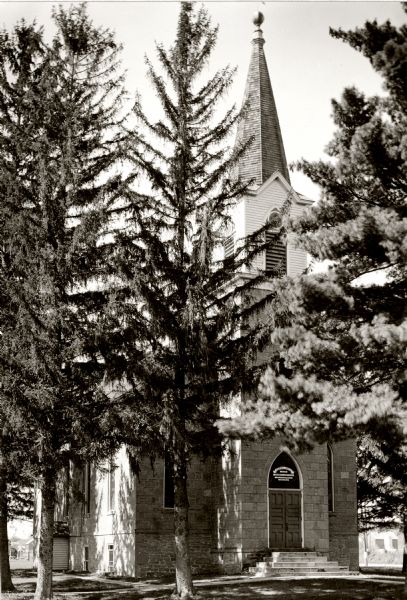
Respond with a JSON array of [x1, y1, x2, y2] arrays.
[[135, 532, 218, 578]]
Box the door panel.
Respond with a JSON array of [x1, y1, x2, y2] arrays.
[[269, 490, 301, 548], [269, 491, 285, 548]]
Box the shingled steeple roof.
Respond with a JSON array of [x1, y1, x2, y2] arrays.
[[236, 12, 290, 186]]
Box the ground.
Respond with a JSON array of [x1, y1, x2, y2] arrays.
[[3, 570, 406, 600]]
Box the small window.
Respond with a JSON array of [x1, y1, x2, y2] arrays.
[[375, 538, 385, 550], [83, 546, 89, 572], [392, 539, 398, 550], [164, 453, 174, 509], [83, 463, 91, 515], [107, 544, 114, 572], [107, 461, 116, 512], [265, 212, 286, 274], [327, 445, 334, 512]]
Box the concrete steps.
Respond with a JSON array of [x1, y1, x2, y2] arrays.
[[250, 551, 351, 578]]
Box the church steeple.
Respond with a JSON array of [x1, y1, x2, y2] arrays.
[[236, 12, 290, 186]]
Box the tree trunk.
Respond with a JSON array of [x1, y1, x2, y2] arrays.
[[34, 469, 56, 600], [0, 449, 16, 593], [402, 521, 407, 597], [363, 531, 368, 567], [173, 449, 194, 600]]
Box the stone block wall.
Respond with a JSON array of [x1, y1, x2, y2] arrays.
[[239, 439, 330, 564], [328, 439, 359, 570], [134, 454, 219, 577]]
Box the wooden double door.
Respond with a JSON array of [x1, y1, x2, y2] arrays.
[[269, 489, 302, 549]]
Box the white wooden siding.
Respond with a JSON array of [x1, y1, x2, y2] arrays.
[[231, 175, 309, 275]]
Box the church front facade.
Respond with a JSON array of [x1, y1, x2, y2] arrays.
[[61, 438, 358, 577], [52, 12, 359, 578]]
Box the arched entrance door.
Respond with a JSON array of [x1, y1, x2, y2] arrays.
[[268, 452, 302, 549]]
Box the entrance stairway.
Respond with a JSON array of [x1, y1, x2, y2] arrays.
[[249, 551, 351, 577]]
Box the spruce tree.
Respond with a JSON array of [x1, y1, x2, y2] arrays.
[[0, 6, 131, 599], [0, 401, 34, 593], [103, 4, 272, 597]]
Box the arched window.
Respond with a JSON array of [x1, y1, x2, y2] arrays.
[[327, 444, 334, 512], [269, 451, 300, 489], [265, 211, 286, 274]]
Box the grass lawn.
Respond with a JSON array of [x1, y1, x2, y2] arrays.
[[4, 573, 406, 600]]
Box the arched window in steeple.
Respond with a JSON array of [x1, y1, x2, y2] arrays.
[[265, 211, 286, 274]]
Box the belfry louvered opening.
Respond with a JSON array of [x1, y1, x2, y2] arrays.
[[265, 212, 286, 273], [223, 226, 235, 269]]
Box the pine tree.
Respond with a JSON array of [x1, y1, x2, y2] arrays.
[[218, 5, 407, 590], [220, 8, 406, 444], [102, 4, 273, 597], [0, 6, 132, 598]]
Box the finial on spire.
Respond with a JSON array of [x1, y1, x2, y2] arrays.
[[252, 11, 264, 43], [253, 11, 264, 28]]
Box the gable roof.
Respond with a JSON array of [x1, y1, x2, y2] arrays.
[[247, 170, 313, 206]]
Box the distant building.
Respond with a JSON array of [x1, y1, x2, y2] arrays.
[[360, 529, 404, 566], [38, 13, 359, 577]]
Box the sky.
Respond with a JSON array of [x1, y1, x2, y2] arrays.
[[1, 1, 406, 199]]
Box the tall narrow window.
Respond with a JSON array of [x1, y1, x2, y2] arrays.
[[108, 461, 116, 512], [327, 444, 334, 512], [83, 546, 89, 572], [265, 212, 286, 274], [63, 465, 71, 520], [163, 453, 174, 509], [107, 544, 114, 572], [83, 462, 91, 515]]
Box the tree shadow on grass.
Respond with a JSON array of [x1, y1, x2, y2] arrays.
[[15, 577, 133, 594], [51, 578, 405, 600]]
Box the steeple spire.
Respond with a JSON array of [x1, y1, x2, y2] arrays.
[[236, 12, 290, 186]]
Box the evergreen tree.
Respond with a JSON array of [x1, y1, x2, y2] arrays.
[[0, 6, 132, 598], [358, 435, 407, 572], [220, 8, 406, 445], [219, 5, 407, 590], [103, 4, 273, 597], [0, 401, 34, 593]]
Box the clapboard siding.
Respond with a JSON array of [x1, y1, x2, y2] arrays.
[[288, 243, 307, 276], [235, 174, 309, 274]]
